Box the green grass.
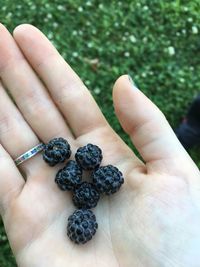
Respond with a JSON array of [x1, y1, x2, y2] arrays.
[[0, 0, 200, 265]]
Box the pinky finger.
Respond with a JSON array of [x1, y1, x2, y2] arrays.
[[0, 145, 24, 216]]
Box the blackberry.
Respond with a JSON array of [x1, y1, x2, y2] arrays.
[[55, 160, 82, 191], [43, 137, 71, 166], [92, 165, 124, 195], [67, 209, 98, 244], [75, 144, 102, 170], [73, 182, 100, 209]]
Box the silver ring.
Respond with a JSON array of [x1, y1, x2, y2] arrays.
[[14, 143, 45, 166]]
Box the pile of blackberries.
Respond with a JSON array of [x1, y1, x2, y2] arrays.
[[43, 137, 124, 245]]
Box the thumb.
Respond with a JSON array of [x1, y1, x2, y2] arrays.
[[113, 74, 197, 174]]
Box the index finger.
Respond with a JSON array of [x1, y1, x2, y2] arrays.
[[13, 24, 108, 138]]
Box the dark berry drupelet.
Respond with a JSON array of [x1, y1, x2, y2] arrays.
[[75, 144, 102, 170], [92, 165, 124, 195], [43, 137, 71, 166], [55, 160, 82, 191], [67, 209, 98, 244], [73, 182, 100, 209]]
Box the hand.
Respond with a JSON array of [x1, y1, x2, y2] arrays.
[[0, 24, 200, 267]]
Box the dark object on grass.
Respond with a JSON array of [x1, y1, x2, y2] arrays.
[[67, 209, 98, 244], [73, 182, 100, 209], [55, 160, 82, 191], [43, 137, 71, 166], [92, 165, 124, 195], [175, 95, 200, 150], [75, 144, 102, 170]]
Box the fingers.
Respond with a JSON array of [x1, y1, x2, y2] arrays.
[[0, 23, 73, 143], [0, 144, 24, 216], [113, 75, 197, 174], [0, 81, 43, 174], [13, 24, 108, 138]]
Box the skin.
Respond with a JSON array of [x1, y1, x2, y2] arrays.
[[0, 24, 200, 267]]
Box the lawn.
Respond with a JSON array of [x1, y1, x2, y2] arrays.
[[0, 0, 200, 265]]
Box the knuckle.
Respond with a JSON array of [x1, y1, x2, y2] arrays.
[[0, 114, 15, 136], [55, 79, 86, 104]]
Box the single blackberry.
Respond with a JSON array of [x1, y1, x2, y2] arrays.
[[75, 144, 102, 170], [92, 165, 124, 195], [73, 182, 100, 209], [43, 137, 71, 166], [67, 209, 98, 244], [55, 160, 82, 191]]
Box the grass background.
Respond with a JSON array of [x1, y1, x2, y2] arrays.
[[0, 0, 200, 265]]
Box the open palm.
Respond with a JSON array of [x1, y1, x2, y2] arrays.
[[0, 24, 200, 267]]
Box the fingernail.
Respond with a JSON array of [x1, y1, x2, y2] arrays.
[[128, 74, 139, 89]]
